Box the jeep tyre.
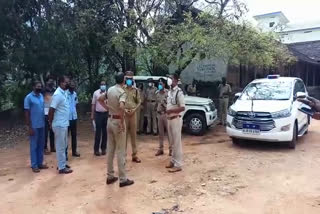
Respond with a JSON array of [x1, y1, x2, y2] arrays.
[[186, 113, 206, 136], [288, 122, 298, 149]]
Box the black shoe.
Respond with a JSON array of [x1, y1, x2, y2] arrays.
[[32, 168, 40, 173], [106, 177, 118, 185], [72, 152, 80, 157], [119, 179, 134, 187], [101, 151, 106, 156], [146, 132, 151, 135], [56, 165, 71, 170], [39, 164, 49, 169], [155, 150, 164, 156], [51, 148, 56, 153], [59, 168, 73, 174], [153, 133, 157, 136], [94, 151, 101, 156]]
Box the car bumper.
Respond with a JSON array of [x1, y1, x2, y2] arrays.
[[206, 109, 218, 127], [226, 115, 294, 142]]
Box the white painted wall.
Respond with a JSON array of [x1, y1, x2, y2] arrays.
[[279, 28, 320, 43], [256, 16, 286, 32]]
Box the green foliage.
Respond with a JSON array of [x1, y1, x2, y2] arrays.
[[0, 0, 295, 110]]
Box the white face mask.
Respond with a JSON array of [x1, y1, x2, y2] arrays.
[[148, 83, 153, 87], [167, 78, 173, 87]]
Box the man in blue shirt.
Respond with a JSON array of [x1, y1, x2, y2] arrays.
[[24, 81, 49, 173], [68, 80, 80, 157], [49, 76, 73, 174]]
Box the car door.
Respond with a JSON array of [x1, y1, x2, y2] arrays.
[[293, 80, 308, 131]]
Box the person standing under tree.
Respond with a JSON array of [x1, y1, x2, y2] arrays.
[[24, 81, 49, 173], [124, 71, 141, 163], [136, 83, 145, 135], [218, 77, 232, 126], [145, 78, 158, 135], [49, 76, 73, 174], [91, 81, 108, 156], [98, 72, 134, 188], [43, 77, 56, 154], [67, 80, 80, 157], [165, 73, 185, 173], [155, 78, 171, 156]]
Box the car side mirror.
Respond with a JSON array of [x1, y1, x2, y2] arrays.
[[296, 92, 307, 100], [235, 92, 241, 99]]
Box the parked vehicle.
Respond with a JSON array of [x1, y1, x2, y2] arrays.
[[226, 75, 309, 149], [133, 76, 218, 135]]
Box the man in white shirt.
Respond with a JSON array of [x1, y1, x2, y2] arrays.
[[91, 81, 108, 156]]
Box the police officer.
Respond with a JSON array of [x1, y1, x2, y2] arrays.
[[166, 73, 185, 173], [145, 78, 158, 135], [218, 77, 232, 126], [124, 71, 141, 163], [136, 83, 145, 134], [98, 72, 134, 188], [155, 78, 172, 156]]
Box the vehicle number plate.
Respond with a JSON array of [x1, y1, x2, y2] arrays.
[[242, 124, 260, 135]]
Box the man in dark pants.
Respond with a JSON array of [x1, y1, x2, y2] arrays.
[[43, 77, 56, 154], [68, 81, 80, 157], [91, 81, 108, 156]]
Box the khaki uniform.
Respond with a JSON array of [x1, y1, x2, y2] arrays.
[[136, 88, 145, 133], [155, 89, 171, 151], [106, 85, 127, 182], [124, 86, 141, 158], [167, 86, 185, 168], [187, 85, 197, 96], [146, 86, 158, 134], [218, 84, 232, 125]]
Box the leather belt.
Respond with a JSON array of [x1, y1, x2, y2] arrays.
[[167, 115, 181, 120], [148, 100, 156, 102], [108, 115, 121, 119]]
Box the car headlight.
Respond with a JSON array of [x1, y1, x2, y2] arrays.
[[271, 109, 291, 118], [228, 108, 237, 117]]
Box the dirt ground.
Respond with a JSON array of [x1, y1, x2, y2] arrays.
[[1, 119, 320, 214]]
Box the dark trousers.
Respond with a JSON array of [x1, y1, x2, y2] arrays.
[[68, 119, 78, 155], [94, 112, 108, 152], [44, 115, 55, 151]]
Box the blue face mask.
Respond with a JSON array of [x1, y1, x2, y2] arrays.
[[158, 84, 163, 90], [100, 85, 106, 91], [126, 79, 133, 86]]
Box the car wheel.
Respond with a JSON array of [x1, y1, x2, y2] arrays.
[[232, 138, 242, 146], [288, 122, 298, 149], [186, 113, 206, 136]]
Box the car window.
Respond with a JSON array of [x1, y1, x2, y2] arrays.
[[294, 80, 306, 95], [240, 80, 293, 100]]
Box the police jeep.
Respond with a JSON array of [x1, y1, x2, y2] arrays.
[[133, 76, 218, 136]]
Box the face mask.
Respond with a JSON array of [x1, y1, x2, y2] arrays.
[[100, 85, 106, 91], [148, 83, 153, 87], [158, 84, 163, 91], [35, 88, 42, 93], [167, 78, 173, 87], [126, 79, 133, 86]]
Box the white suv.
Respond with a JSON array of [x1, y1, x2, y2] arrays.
[[133, 76, 218, 135], [226, 75, 309, 149]]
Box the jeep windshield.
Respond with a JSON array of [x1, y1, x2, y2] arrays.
[[240, 81, 293, 101]]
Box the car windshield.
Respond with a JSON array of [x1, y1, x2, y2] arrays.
[[240, 80, 293, 100]]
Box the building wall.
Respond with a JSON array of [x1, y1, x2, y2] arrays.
[[280, 28, 320, 44], [169, 58, 228, 84], [256, 16, 285, 32]]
